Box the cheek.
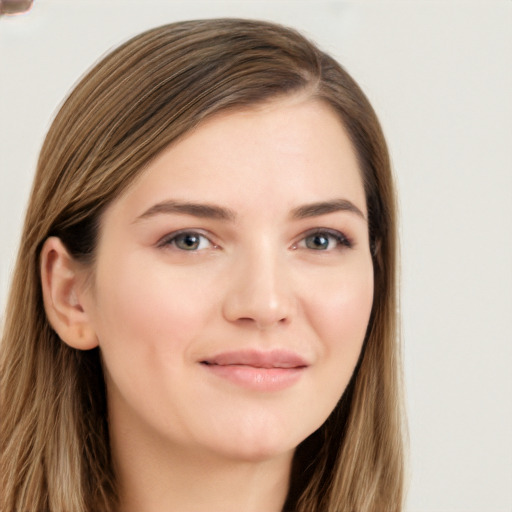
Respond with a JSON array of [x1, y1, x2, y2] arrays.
[[283, 260, 374, 437], [90, 255, 216, 367], [308, 264, 373, 342], [303, 261, 374, 387]]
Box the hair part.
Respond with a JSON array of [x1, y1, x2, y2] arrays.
[[1, 18, 405, 512]]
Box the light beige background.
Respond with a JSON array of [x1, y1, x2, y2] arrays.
[[1, 1, 511, 510]]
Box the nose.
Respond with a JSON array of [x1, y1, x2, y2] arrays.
[[222, 247, 295, 330]]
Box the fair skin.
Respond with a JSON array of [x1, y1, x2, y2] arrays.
[[41, 95, 374, 512]]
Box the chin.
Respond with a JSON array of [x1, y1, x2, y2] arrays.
[[202, 417, 312, 464]]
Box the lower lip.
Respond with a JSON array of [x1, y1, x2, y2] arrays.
[[201, 364, 306, 392]]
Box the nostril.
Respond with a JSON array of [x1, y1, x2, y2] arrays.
[[221, 274, 294, 328]]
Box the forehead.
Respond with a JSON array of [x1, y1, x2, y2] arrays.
[[107, 96, 366, 221]]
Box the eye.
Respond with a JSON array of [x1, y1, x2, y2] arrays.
[[297, 229, 352, 251], [158, 231, 214, 251]]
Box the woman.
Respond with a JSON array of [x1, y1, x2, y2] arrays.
[[0, 18, 405, 512]]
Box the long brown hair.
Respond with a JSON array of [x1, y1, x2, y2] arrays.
[[0, 19, 405, 511]]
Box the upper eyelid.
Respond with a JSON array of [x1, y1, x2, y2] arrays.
[[157, 229, 216, 247], [297, 227, 351, 243], [300, 227, 347, 237], [155, 227, 353, 248]]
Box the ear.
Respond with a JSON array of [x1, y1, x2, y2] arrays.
[[40, 236, 98, 350]]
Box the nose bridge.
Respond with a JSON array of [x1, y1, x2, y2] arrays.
[[222, 237, 294, 328]]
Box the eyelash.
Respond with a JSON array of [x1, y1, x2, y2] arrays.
[[157, 230, 215, 251], [157, 228, 352, 252], [294, 228, 353, 252]]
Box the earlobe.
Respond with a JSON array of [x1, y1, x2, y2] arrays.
[[40, 236, 98, 350]]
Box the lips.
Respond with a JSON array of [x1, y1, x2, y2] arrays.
[[201, 349, 309, 369], [200, 350, 309, 391]]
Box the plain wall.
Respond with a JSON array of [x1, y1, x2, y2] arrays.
[[1, 1, 511, 511]]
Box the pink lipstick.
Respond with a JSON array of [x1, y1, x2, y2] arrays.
[[200, 349, 309, 391]]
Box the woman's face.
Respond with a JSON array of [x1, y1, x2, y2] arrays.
[[82, 96, 374, 463]]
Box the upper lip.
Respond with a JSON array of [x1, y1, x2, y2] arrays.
[[200, 349, 309, 369]]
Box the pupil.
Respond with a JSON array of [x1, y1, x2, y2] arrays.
[[307, 235, 329, 250], [315, 236, 328, 248], [179, 234, 199, 249]]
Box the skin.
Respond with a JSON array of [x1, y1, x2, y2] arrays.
[[42, 95, 374, 512]]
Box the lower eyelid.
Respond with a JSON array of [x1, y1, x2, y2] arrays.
[[300, 230, 352, 249], [157, 229, 353, 251], [157, 231, 214, 250]]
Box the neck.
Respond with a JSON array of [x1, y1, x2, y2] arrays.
[[113, 429, 293, 512]]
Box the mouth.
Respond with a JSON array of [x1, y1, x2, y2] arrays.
[[199, 349, 309, 391]]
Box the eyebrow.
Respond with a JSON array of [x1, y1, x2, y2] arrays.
[[134, 198, 366, 223], [290, 199, 366, 221], [135, 200, 237, 222]]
